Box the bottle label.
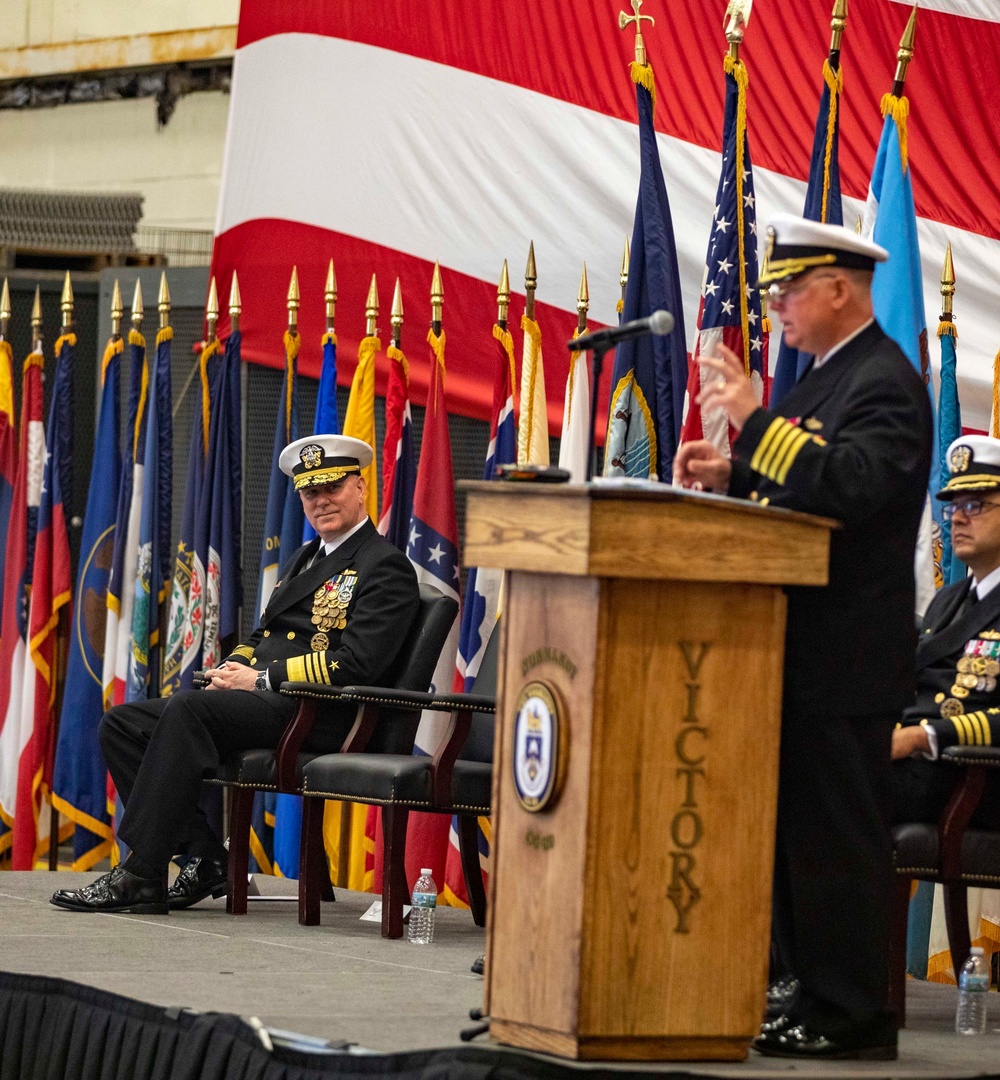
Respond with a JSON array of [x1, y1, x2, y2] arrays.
[[959, 973, 989, 992], [411, 891, 437, 909]]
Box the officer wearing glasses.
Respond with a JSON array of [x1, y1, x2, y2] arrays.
[[892, 434, 1000, 830], [674, 214, 933, 1060]]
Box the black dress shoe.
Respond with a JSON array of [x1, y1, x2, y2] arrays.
[[766, 975, 800, 1017], [50, 865, 168, 915], [167, 856, 228, 910], [753, 1023, 897, 1061], [471, 955, 485, 976]]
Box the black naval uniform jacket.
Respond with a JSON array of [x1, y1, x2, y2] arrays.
[[728, 321, 933, 718], [901, 576, 1000, 749], [222, 519, 419, 691]]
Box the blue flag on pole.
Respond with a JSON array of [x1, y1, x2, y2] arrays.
[[604, 61, 687, 481], [126, 325, 173, 701], [198, 329, 242, 671], [771, 55, 844, 406], [937, 283, 963, 587], [52, 337, 122, 869], [303, 332, 340, 544], [163, 341, 221, 696]]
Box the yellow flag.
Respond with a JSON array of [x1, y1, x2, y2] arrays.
[[342, 335, 380, 522], [517, 315, 549, 465]]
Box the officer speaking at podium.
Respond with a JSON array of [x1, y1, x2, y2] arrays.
[[674, 215, 933, 1060]]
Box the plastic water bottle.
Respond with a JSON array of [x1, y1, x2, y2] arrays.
[[955, 947, 990, 1035], [408, 868, 437, 945]]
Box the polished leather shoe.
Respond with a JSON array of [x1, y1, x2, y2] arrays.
[[753, 1023, 897, 1061], [50, 865, 168, 915], [167, 856, 228, 910], [471, 955, 485, 976], [766, 975, 800, 1017]]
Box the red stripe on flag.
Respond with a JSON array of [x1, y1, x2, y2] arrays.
[[234, 0, 1000, 241], [212, 222, 611, 430]]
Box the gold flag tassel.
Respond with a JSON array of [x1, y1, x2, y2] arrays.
[[723, 0, 754, 378], [620, 0, 657, 100], [820, 0, 848, 223], [881, 5, 917, 173]]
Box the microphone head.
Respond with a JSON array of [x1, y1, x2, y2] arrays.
[[649, 309, 674, 336]]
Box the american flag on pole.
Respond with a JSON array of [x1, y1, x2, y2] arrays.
[[680, 51, 764, 456]]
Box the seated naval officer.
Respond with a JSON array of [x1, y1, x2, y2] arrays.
[[891, 434, 1000, 829], [674, 214, 932, 1059], [51, 435, 419, 915]]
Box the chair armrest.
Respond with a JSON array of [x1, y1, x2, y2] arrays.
[[280, 682, 496, 714], [941, 746, 1000, 768]]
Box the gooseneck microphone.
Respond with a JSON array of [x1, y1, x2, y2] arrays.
[[568, 309, 674, 353]]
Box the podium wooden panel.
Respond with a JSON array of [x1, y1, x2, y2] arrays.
[[461, 483, 836, 1062]]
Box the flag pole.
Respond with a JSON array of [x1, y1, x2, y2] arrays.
[[155, 273, 171, 696], [0, 278, 10, 343], [391, 277, 403, 351], [892, 4, 917, 99], [497, 259, 510, 332], [324, 259, 337, 337], [47, 273, 73, 869], [431, 261, 444, 338], [577, 263, 589, 336]]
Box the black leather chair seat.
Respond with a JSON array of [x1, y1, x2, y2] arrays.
[[893, 823, 1000, 885], [303, 755, 434, 805], [451, 761, 492, 813], [209, 749, 319, 789]]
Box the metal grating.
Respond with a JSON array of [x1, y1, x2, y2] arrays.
[[0, 190, 142, 256]]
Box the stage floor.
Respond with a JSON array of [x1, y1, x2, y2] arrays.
[[2, 871, 999, 1078]]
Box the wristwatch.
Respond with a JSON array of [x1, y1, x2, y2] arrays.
[[255, 671, 268, 692]]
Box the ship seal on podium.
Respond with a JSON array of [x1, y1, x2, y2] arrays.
[[512, 680, 567, 812]]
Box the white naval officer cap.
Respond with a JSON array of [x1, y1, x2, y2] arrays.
[[759, 213, 889, 287], [937, 434, 1000, 499], [279, 434, 373, 491]]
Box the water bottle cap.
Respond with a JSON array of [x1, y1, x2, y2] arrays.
[[971, 946, 985, 955], [420, 868, 432, 876]]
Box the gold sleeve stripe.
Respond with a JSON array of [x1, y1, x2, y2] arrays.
[[969, 711, 987, 745], [773, 430, 811, 485], [319, 655, 331, 684], [757, 423, 800, 478], [951, 716, 966, 744], [749, 418, 787, 473], [231, 646, 254, 660], [287, 656, 308, 683], [307, 653, 320, 683]]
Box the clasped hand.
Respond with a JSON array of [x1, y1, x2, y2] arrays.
[[202, 660, 258, 691]]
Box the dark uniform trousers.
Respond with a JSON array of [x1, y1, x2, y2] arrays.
[[892, 576, 1000, 831], [100, 518, 420, 874], [727, 322, 932, 1034]]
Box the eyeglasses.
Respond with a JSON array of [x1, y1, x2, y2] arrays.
[[767, 272, 840, 303], [943, 497, 1000, 520]]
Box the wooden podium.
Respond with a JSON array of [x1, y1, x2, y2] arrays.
[[461, 482, 836, 1062]]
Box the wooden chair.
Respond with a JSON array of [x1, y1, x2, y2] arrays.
[[889, 744, 1000, 1027], [207, 584, 458, 914], [283, 627, 499, 938]]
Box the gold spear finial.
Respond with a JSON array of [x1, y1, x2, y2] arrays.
[[618, 0, 655, 66], [324, 259, 337, 332], [430, 262, 444, 328], [228, 271, 242, 318], [61, 271, 74, 331], [30, 286, 42, 350], [158, 272, 171, 330], [110, 279, 123, 339], [524, 242, 537, 321], [941, 243, 955, 318], [724, 0, 753, 61], [287, 266, 300, 331], [206, 276, 219, 343], [497, 260, 511, 327], [893, 5, 917, 95], [620, 237, 631, 306], [0, 278, 11, 338], [830, 0, 848, 53], [391, 277, 404, 346], [131, 279, 144, 330], [365, 274, 379, 337], [577, 263, 590, 334]]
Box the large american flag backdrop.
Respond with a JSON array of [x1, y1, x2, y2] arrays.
[[212, 0, 1000, 435]]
